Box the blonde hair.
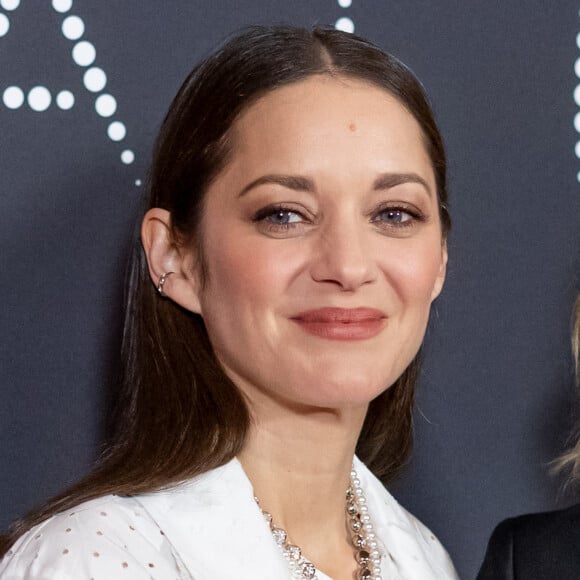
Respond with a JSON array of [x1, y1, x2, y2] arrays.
[[553, 294, 580, 479]]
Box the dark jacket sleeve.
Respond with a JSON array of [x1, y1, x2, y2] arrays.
[[476, 519, 515, 580]]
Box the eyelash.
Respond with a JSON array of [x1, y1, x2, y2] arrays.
[[371, 203, 425, 229], [252, 203, 425, 234], [252, 204, 307, 232]]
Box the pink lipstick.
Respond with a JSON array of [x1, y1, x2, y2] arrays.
[[290, 307, 386, 341]]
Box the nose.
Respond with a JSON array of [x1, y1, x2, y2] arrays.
[[309, 216, 377, 291]]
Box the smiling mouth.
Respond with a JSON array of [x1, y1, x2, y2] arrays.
[[290, 307, 387, 341]]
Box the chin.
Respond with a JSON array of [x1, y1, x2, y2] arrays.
[[285, 371, 397, 410]]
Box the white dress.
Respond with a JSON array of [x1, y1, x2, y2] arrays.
[[0, 457, 458, 580]]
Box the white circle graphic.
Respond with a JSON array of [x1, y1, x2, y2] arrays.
[[337, 0, 352, 7], [575, 111, 580, 133], [576, 57, 580, 79], [121, 150, 135, 164], [0, 13, 9, 37], [135, 179, 142, 186], [95, 94, 117, 117], [3, 86, 24, 109], [575, 140, 580, 159], [62, 15, 84, 40], [72, 40, 96, 66], [28, 86, 52, 112], [574, 85, 580, 107], [52, 0, 72, 12], [577, 170, 580, 184], [108, 121, 126, 141], [577, 32, 580, 50], [56, 90, 75, 110], [83, 67, 107, 92], [335, 17, 355, 33], [0, 0, 20, 11]]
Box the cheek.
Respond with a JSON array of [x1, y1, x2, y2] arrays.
[[201, 233, 303, 311], [385, 240, 444, 307]]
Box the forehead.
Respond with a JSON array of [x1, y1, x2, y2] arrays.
[[226, 75, 431, 177]]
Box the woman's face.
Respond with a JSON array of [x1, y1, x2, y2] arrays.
[[190, 76, 447, 410]]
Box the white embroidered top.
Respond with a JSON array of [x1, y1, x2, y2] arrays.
[[0, 457, 458, 580]]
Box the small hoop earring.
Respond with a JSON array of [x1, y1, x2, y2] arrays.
[[157, 271, 174, 297]]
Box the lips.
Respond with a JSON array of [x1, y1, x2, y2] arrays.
[[290, 307, 387, 341]]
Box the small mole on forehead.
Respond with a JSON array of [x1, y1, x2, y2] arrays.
[[348, 122, 357, 132]]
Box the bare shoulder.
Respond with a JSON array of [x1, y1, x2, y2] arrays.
[[0, 495, 184, 580]]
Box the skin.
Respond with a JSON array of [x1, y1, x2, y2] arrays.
[[142, 75, 447, 579]]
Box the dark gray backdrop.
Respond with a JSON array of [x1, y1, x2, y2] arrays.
[[1, 2, 580, 578]]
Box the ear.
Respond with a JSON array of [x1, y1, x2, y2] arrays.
[[430, 240, 448, 301], [141, 208, 203, 314]]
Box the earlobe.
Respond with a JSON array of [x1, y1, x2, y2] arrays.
[[431, 243, 448, 301], [141, 208, 203, 314]]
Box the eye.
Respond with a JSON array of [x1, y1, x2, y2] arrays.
[[371, 203, 425, 232], [252, 204, 310, 236], [376, 208, 413, 224], [261, 207, 303, 226]]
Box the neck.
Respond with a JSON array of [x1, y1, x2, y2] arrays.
[[237, 393, 368, 569]]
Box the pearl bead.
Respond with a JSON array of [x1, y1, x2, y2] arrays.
[[258, 465, 381, 579]]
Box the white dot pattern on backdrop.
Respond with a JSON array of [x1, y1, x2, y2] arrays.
[[95, 94, 117, 117], [52, 0, 72, 13], [0, 13, 9, 37], [3, 86, 24, 109], [0, 4, 138, 178], [84, 67, 107, 92], [108, 121, 126, 142], [335, 16, 355, 33], [28, 86, 52, 112], [121, 149, 135, 164], [0, 0, 20, 11], [62, 15, 84, 40], [576, 15, 580, 173], [56, 90, 75, 110], [335, 1, 354, 34], [72, 40, 96, 66]]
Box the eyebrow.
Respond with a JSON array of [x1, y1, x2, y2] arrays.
[[373, 172, 433, 196], [238, 174, 316, 197], [237, 171, 432, 198]]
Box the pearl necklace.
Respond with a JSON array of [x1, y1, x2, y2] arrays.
[[256, 468, 382, 580]]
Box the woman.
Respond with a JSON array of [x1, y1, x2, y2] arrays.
[[477, 295, 580, 580], [0, 25, 457, 579]]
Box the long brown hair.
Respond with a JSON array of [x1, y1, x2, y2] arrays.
[[552, 294, 580, 480], [1, 25, 450, 555]]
